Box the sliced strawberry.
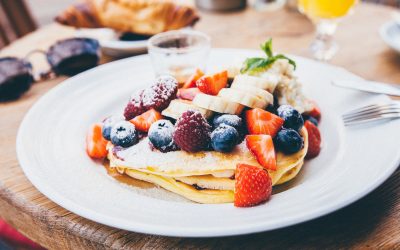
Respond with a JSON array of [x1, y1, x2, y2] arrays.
[[182, 69, 204, 89], [234, 163, 272, 207], [306, 100, 321, 121], [130, 108, 162, 132], [196, 70, 228, 95], [246, 134, 276, 171], [246, 108, 284, 137], [86, 123, 108, 159], [177, 87, 202, 101], [304, 120, 321, 159]]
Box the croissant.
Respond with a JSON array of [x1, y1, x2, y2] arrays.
[[55, 0, 200, 35]]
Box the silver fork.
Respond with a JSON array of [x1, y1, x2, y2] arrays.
[[343, 102, 400, 126]]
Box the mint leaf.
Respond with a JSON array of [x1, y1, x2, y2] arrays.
[[274, 54, 296, 70], [260, 39, 273, 57]]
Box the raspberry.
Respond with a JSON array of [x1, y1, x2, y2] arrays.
[[123, 76, 178, 120], [173, 110, 212, 152]]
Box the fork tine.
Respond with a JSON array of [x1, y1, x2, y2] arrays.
[[343, 110, 400, 123], [343, 107, 400, 120], [344, 113, 400, 126], [343, 103, 400, 118]]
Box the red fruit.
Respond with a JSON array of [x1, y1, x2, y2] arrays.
[[196, 70, 228, 95], [246, 108, 284, 137], [304, 120, 321, 159], [246, 134, 277, 171], [234, 164, 272, 207], [182, 69, 204, 89], [130, 109, 162, 132], [124, 76, 178, 120], [173, 110, 212, 152], [307, 100, 321, 121], [86, 123, 108, 159], [177, 87, 201, 101]]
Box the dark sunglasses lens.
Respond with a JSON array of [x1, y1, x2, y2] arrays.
[[0, 57, 34, 101], [46, 38, 100, 76]]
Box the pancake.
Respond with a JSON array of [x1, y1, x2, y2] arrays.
[[107, 127, 308, 203]]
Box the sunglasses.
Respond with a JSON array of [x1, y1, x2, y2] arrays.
[[0, 38, 100, 102]]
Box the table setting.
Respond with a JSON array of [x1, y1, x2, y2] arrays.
[[0, 0, 400, 249]]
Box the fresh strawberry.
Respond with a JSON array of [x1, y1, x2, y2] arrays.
[[86, 123, 108, 159], [234, 163, 272, 207], [130, 108, 162, 132], [177, 87, 202, 101], [246, 134, 276, 171], [182, 69, 204, 89], [246, 108, 284, 137], [304, 120, 321, 159], [306, 100, 321, 121], [196, 70, 228, 95]]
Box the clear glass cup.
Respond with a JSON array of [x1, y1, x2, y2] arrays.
[[298, 0, 358, 61], [147, 30, 211, 84], [253, 0, 287, 11]]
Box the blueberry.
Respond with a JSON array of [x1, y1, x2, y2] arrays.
[[148, 119, 178, 152], [110, 121, 138, 147], [303, 115, 318, 126], [211, 124, 239, 152], [102, 115, 123, 140], [277, 105, 304, 131], [275, 128, 304, 154]]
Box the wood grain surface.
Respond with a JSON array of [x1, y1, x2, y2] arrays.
[[1, 3, 400, 249]]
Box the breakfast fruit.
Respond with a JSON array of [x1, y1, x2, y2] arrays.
[[230, 84, 274, 106], [124, 75, 178, 120], [193, 93, 244, 115], [218, 88, 268, 109], [304, 120, 321, 159], [306, 100, 321, 121], [246, 108, 284, 137], [148, 119, 178, 152], [173, 110, 212, 152], [86, 123, 108, 159], [303, 114, 318, 126], [234, 164, 272, 207], [102, 115, 123, 141], [231, 74, 278, 93], [211, 124, 239, 152], [196, 70, 228, 95], [129, 109, 162, 132], [277, 105, 304, 132], [182, 69, 204, 89], [246, 134, 276, 171], [162, 99, 213, 120], [110, 121, 138, 147], [275, 128, 304, 154], [213, 114, 243, 131], [177, 87, 201, 101]]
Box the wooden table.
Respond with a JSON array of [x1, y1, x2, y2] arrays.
[[1, 3, 400, 249]]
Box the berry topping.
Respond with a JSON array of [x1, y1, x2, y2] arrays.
[[211, 124, 239, 152], [130, 108, 162, 132], [304, 120, 321, 159], [86, 123, 108, 159], [173, 110, 212, 152], [196, 70, 228, 95], [234, 164, 272, 207], [275, 128, 304, 154], [213, 114, 243, 131], [246, 108, 284, 137], [246, 134, 277, 171], [277, 105, 304, 132], [306, 100, 321, 121], [148, 119, 179, 153], [177, 87, 201, 101], [123, 75, 178, 120], [110, 121, 138, 148], [182, 69, 204, 89], [303, 114, 318, 126], [102, 115, 124, 140]]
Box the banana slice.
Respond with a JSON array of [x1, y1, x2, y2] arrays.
[[232, 74, 279, 93], [230, 84, 274, 106], [193, 93, 244, 115], [218, 88, 267, 109], [162, 99, 213, 120]]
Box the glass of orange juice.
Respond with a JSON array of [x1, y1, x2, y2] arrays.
[[298, 0, 358, 61]]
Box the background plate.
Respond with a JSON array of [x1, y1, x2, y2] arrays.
[[17, 49, 400, 237]]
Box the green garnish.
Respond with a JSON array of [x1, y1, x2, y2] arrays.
[[240, 39, 296, 75]]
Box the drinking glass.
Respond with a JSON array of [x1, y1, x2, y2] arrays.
[[298, 0, 358, 61]]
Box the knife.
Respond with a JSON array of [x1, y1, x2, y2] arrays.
[[332, 80, 400, 97]]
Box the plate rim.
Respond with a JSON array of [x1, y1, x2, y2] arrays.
[[380, 21, 400, 53]]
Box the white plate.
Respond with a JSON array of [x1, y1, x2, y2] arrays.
[[17, 49, 400, 237], [380, 21, 400, 53]]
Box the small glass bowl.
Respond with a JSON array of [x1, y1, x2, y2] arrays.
[[147, 30, 211, 84]]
